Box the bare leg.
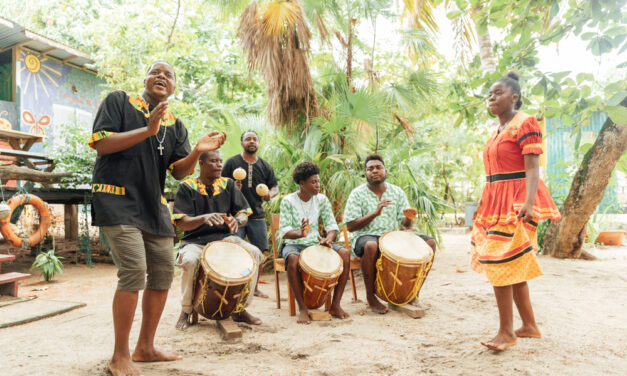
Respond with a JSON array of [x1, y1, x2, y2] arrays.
[[513, 282, 541, 338], [175, 311, 190, 331], [132, 289, 182, 362], [286, 254, 310, 324], [361, 241, 388, 314], [409, 239, 436, 307], [481, 285, 517, 351], [329, 248, 350, 319], [109, 290, 141, 376]]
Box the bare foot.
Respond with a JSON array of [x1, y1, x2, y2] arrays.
[[515, 325, 542, 338], [232, 310, 262, 325], [131, 348, 182, 363], [175, 311, 190, 331], [108, 356, 141, 376], [297, 309, 311, 324], [481, 332, 517, 351], [329, 305, 350, 319], [408, 298, 419, 307], [254, 289, 269, 298], [367, 297, 389, 314]]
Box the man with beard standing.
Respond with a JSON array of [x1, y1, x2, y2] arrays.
[[222, 130, 278, 298]]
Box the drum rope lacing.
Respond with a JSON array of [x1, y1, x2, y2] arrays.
[[192, 257, 254, 318], [374, 251, 433, 306]]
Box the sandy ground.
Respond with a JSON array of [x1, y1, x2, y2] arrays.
[[1, 231, 626, 376]]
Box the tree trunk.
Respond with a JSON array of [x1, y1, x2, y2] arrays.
[[472, 4, 496, 74], [346, 18, 355, 86], [544, 98, 627, 259], [0, 165, 72, 183]]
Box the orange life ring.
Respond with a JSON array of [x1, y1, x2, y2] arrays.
[[0, 194, 51, 248]]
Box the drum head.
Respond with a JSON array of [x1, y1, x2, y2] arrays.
[[300, 244, 342, 275], [203, 241, 254, 280], [379, 231, 432, 262]]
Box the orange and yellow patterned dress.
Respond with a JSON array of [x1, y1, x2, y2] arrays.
[[471, 112, 561, 286]]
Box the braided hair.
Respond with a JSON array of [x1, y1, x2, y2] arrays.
[[498, 71, 522, 110]]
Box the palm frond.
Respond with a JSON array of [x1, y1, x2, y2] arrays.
[[237, 0, 318, 129]]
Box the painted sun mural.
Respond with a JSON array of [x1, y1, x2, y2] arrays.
[[19, 51, 61, 100]]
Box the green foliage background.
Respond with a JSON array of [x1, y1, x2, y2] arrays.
[[2, 0, 625, 242]]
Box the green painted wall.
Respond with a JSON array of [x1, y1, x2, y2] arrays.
[[546, 112, 620, 213]]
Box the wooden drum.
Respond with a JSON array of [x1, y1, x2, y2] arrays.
[[192, 241, 257, 320], [375, 231, 433, 305], [299, 245, 343, 309]]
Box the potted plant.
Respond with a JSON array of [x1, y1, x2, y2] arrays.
[[30, 250, 64, 282]]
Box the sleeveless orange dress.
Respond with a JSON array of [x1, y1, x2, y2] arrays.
[[470, 112, 561, 286]]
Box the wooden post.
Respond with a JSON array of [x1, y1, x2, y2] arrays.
[[64, 204, 78, 240]]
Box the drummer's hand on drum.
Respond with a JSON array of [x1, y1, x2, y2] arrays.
[[224, 215, 238, 233], [317, 235, 332, 248], [203, 213, 225, 226], [375, 198, 393, 216]]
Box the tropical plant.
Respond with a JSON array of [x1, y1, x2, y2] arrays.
[[30, 250, 64, 282]]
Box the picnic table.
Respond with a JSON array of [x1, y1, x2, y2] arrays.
[[0, 129, 54, 172]]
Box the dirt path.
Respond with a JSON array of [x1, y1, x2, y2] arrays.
[[1, 232, 626, 375]]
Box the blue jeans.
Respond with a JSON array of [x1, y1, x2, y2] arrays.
[[236, 218, 269, 251]]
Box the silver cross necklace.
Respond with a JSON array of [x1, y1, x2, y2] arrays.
[[156, 121, 167, 155]]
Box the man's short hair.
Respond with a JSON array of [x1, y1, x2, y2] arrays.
[[241, 130, 258, 142], [146, 60, 176, 79], [364, 153, 385, 168], [199, 150, 219, 162], [292, 161, 320, 184]]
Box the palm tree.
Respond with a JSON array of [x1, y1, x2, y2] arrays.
[[237, 1, 318, 128]]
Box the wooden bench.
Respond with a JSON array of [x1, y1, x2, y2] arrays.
[[0, 148, 55, 171], [0, 254, 30, 296], [0, 149, 55, 171]]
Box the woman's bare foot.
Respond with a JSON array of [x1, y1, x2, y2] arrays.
[[481, 332, 517, 351], [108, 356, 141, 376], [329, 304, 350, 319], [175, 311, 190, 331], [232, 310, 262, 325], [515, 325, 542, 338], [254, 289, 269, 298], [367, 296, 389, 314], [131, 348, 182, 362], [297, 309, 311, 324]]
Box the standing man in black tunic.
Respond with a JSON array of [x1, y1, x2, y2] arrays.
[[90, 60, 225, 376], [222, 131, 278, 298]]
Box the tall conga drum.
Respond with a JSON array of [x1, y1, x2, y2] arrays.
[[375, 231, 433, 305], [299, 245, 343, 309], [192, 241, 257, 320]]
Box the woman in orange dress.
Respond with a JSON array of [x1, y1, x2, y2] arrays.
[[471, 72, 561, 351]]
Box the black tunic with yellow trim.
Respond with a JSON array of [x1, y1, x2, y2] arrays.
[[172, 177, 253, 245], [90, 90, 191, 237]]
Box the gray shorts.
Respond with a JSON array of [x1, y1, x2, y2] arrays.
[[102, 225, 175, 291], [282, 243, 343, 263]]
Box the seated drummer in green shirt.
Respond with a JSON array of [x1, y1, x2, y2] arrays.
[[279, 162, 351, 324], [343, 153, 436, 314]]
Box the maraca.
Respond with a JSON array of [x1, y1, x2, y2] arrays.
[[233, 167, 246, 181]]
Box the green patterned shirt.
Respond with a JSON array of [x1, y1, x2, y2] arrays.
[[279, 192, 339, 248], [343, 183, 410, 249]]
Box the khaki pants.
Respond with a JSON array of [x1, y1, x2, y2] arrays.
[[176, 236, 264, 314], [102, 225, 175, 291]]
